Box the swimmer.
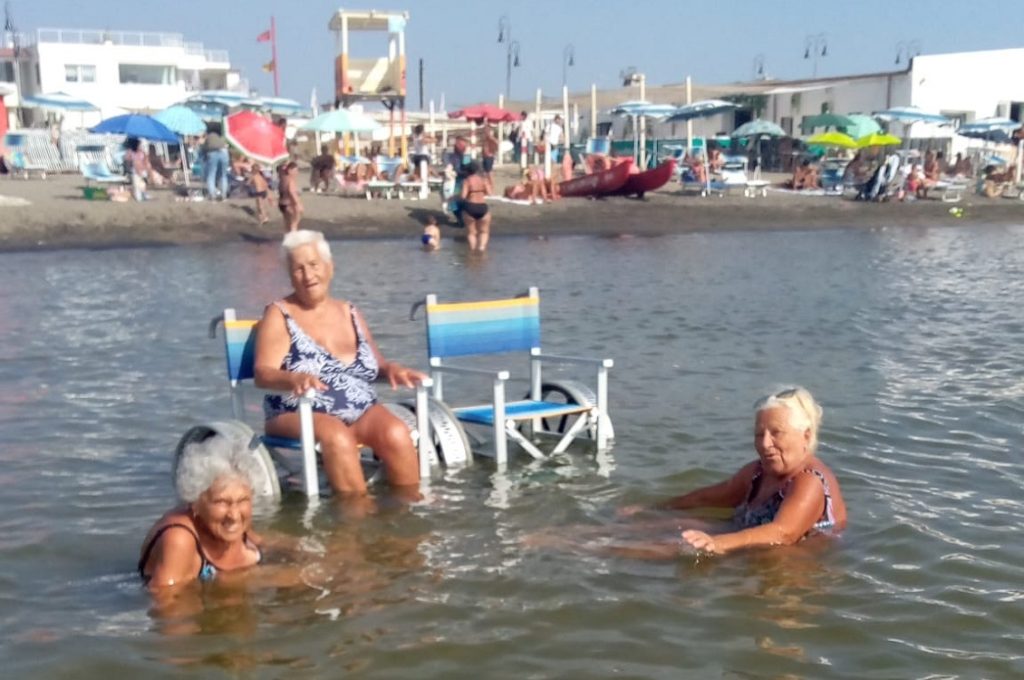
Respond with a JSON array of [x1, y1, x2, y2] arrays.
[[421, 216, 441, 251]]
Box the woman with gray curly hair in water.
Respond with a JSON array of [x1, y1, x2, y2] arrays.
[[138, 433, 266, 588]]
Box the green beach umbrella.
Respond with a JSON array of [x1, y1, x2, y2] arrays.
[[841, 114, 882, 140]]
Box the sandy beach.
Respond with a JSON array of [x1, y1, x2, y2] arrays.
[[1, 168, 1022, 251]]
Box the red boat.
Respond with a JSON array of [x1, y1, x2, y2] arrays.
[[603, 160, 676, 198], [559, 159, 633, 197]]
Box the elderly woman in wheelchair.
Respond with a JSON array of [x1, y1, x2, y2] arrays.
[[253, 230, 427, 497]]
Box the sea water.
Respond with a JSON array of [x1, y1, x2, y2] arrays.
[[1, 224, 1022, 678]]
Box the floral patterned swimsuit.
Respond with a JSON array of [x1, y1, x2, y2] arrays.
[[263, 302, 379, 425], [733, 463, 837, 533]]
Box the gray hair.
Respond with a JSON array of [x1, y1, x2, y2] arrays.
[[280, 229, 332, 266], [175, 433, 264, 503], [755, 386, 824, 453]]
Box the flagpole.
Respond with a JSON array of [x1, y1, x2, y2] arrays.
[[271, 16, 280, 97]]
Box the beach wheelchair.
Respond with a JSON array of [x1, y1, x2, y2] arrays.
[[175, 308, 464, 502], [411, 287, 614, 467]]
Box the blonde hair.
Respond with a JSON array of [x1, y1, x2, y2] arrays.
[[756, 387, 823, 452]]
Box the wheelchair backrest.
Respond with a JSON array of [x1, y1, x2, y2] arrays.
[[425, 289, 540, 359], [222, 311, 258, 385]]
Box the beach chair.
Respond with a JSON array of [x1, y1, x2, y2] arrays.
[[183, 309, 436, 500], [414, 287, 614, 467], [820, 159, 849, 194], [365, 157, 403, 200], [9, 150, 48, 179], [932, 177, 970, 203], [79, 160, 128, 186]]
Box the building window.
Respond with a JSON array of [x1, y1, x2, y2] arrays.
[[118, 63, 176, 85], [0, 61, 14, 83], [64, 64, 96, 83]]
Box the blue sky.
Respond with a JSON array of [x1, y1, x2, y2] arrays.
[[9, 0, 1022, 107]]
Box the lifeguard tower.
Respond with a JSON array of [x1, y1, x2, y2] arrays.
[[329, 9, 409, 159]]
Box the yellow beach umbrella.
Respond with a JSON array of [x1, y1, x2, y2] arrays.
[[856, 132, 901, 148], [807, 131, 858, 149]]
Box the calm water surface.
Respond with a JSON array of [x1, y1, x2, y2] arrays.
[[1, 225, 1022, 678]]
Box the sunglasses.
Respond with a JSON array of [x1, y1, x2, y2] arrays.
[[754, 387, 801, 409]]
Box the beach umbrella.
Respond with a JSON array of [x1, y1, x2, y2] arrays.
[[807, 131, 858, 149], [90, 113, 180, 143], [153, 105, 206, 136], [856, 132, 901, 148], [841, 114, 882, 140], [22, 91, 98, 112], [731, 119, 786, 138], [301, 108, 381, 133], [448, 104, 521, 123], [608, 100, 678, 118], [224, 110, 289, 165], [956, 117, 1019, 143], [187, 90, 250, 106], [873, 106, 950, 125], [664, 99, 737, 122], [248, 97, 307, 116], [800, 112, 854, 134]]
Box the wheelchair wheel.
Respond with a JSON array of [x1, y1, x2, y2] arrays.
[[526, 380, 615, 442], [174, 420, 282, 501], [391, 397, 473, 468]]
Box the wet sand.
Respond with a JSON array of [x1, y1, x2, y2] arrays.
[[1, 170, 1022, 252]]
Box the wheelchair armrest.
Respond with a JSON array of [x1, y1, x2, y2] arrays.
[[531, 351, 614, 368], [428, 362, 511, 381]]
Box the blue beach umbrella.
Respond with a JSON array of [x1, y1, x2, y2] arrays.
[[22, 91, 98, 112], [301, 108, 381, 133], [874, 106, 950, 125], [90, 114, 180, 143], [153, 105, 207, 136], [608, 100, 678, 118], [956, 117, 1019, 143], [665, 99, 737, 122], [731, 119, 786, 138], [251, 97, 307, 116]]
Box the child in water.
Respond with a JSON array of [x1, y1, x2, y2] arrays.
[[421, 216, 441, 251]]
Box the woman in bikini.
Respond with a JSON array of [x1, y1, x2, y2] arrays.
[[138, 433, 265, 589], [253, 230, 426, 498], [460, 161, 493, 252]]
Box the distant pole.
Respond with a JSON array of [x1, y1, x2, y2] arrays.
[[562, 85, 569, 160], [271, 16, 280, 97], [534, 87, 541, 166], [638, 73, 646, 168], [498, 93, 505, 166], [590, 83, 597, 138], [418, 58, 424, 110], [685, 75, 693, 153]]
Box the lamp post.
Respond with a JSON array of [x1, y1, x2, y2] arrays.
[[894, 40, 922, 65], [753, 54, 766, 80], [804, 33, 828, 78], [562, 44, 575, 89], [497, 15, 520, 101]]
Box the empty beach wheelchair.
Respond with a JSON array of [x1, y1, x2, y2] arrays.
[[176, 308, 448, 502], [412, 287, 614, 466]]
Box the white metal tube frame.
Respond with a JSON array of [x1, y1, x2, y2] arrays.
[[529, 348, 614, 451], [429, 360, 513, 467]]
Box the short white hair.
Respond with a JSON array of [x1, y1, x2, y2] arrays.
[[280, 229, 332, 266], [755, 386, 824, 453], [175, 433, 264, 503]]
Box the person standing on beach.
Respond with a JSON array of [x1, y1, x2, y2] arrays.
[[481, 126, 498, 183], [546, 115, 564, 164], [202, 123, 229, 200], [277, 162, 302, 233], [249, 163, 272, 225], [518, 111, 533, 167]]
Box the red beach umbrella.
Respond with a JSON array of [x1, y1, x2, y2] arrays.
[[448, 104, 522, 123], [224, 110, 289, 165]]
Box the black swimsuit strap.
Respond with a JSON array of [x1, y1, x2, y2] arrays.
[[137, 523, 206, 580]]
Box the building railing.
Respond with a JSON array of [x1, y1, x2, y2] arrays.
[[34, 28, 231, 65]]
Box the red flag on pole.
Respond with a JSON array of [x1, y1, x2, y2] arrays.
[[256, 29, 272, 42], [261, 60, 276, 73]]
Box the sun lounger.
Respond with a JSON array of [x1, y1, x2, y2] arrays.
[[365, 158, 403, 200], [80, 160, 128, 186], [933, 178, 970, 203], [9, 151, 48, 179]]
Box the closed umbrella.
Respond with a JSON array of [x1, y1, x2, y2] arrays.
[[224, 110, 288, 165]]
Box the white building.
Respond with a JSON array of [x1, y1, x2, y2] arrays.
[[9, 27, 245, 128]]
